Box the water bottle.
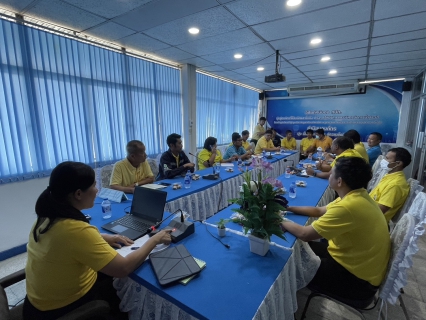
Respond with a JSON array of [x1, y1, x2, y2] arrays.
[[184, 170, 191, 189], [101, 199, 112, 219], [238, 158, 242, 167], [289, 182, 297, 198], [308, 153, 313, 161], [285, 166, 291, 178], [262, 150, 266, 158], [317, 147, 323, 160]]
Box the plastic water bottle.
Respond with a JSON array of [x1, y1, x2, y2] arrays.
[[317, 147, 323, 160], [285, 166, 291, 178], [184, 170, 191, 189], [101, 199, 112, 219], [262, 150, 266, 158], [238, 158, 242, 167], [289, 182, 297, 198], [308, 153, 313, 161]]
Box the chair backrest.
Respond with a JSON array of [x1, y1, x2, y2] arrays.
[[367, 164, 387, 193], [407, 191, 426, 225], [379, 213, 416, 304], [392, 178, 424, 223], [147, 158, 159, 180], [155, 153, 162, 166], [100, 164, 114, 188], [195, 151, 200, 170], [371, 154, 384, 175], [381, 144, 392, 155], [250, 142, 256, 150]]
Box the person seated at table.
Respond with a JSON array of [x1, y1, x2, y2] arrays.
[[110, 140, 154, 193], [281, 130, 297, 150], [367, 132, 383, 167], [300, 129, 315, 159], [158, 133, 195, 180], [281, 157, 390, 302], [23, 161, 172, 320], [343, 129, 369, 163], [199, 137, 237, 170], [307, 137, 363, 179], [251, 116, 266, 145], [224, 133, 252, 161], [369, 147, 411, 223], [271, 128, 281, 147], [241, 130, 253, 152], [254, 129, 281, 154], [305, 129, 333, 154]]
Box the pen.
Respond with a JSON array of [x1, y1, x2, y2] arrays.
[[131, 247, 140, 250]]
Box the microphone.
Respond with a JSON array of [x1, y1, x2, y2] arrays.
[[147, 209, 183, 234], [188, 152, 202, 163]]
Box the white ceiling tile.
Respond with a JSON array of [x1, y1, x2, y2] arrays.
[[178, 28, 263, 56], [289, 48, 368, 67], [369, 50, 426, 64], [370, 39, 426, 56], [0, 0, 34, 12], [24, 0, 106, 32], [368, 59, 426, 71], [226, 0, 354, 26], [201, 43, 273, 64], [178, 57, 214, 67], [305, 65, 366, 77], [155, 47, 195, 61], [201, 65, 227, 72], [63, 0, 153, 19], [271, 24, 369, 54], [375, 0, 426, 20], [372, 29, 426, 47], [252, 1, 371, 41], [117, 33, 170, 52], [84, 22, 135, 41], [367, 70, 419, 78], [299, 57, 367, 72], [112, 0, 219, 31], [143, 7, 245, 46], [373, 11, 426, 37], [284, 40, 368, 60]]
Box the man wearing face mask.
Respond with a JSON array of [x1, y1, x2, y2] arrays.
[[305, 128, 333, 154], [369, 147, 411, 223]]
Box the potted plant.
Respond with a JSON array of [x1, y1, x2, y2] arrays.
[[216, 218, 231, 237], [229, 157, 287, 256]]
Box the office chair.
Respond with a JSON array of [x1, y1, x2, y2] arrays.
[[301, 213, 417, 320], [0, 269, 111, 320]]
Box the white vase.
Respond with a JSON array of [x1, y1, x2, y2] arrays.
[[218, 228, 226, 237], [248, 234, 270, 256]]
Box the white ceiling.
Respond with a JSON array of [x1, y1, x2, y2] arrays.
[[1, 0, 426, 90]]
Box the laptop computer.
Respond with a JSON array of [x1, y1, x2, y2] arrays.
[[101, 187, 167, 240]]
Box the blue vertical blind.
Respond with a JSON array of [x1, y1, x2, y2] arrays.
[[0, 18, 181, 182], [196, 73, 259, 147]]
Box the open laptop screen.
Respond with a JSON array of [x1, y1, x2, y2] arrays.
[[131, 187, 167, 222]]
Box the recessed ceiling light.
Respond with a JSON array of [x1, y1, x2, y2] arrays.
[[257, 67, 264, 71], [329, 69, 337, 74], [188, 28, 199, 34], [286, 0, 302, 6], [321, 56, 330, 62], [234, 53, 243, 59], [310, 38, 322, 45]]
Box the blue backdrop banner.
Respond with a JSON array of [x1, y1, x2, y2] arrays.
[[266, 82, 403, 143]]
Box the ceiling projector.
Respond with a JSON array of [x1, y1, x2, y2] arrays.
[[265, 50, 285, 83]]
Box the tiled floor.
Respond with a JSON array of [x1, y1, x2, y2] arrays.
[[2, 234, 426, 319]]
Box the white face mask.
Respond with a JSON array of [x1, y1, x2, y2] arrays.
[[315, 135, 319, 139], [380, 159, 399, 172]]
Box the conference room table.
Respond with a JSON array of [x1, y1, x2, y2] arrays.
[[88, 171, 331, 320]]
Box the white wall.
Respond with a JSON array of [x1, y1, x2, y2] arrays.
[[0, 177, 48, 252]]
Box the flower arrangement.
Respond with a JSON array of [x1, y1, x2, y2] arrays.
[[229, 157, 288, 241]]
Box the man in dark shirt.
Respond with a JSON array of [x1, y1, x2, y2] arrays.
[[158, 133, 195, 180]]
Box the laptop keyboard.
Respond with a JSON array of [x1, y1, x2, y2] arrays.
[[116, 215, 152, 232]]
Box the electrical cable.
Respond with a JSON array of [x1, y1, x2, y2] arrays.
[[217, 176, 224, 213], [192, 220, 230, 249]]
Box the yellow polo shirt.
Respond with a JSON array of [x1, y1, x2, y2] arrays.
[[281, 137, 296, 150], [254, 136, 275, 154], [110, 158, 153, 187], [252, 124, 265, 140], [354, 142, 369, 163], [311, 136, 333, 151], [26, 219, 117, 310], [198, 148, 223, 170], [369, 171, 410, 223], [330, 148, 364, 167], [300, 137, 314, 152], [312, 189, 390, 286]]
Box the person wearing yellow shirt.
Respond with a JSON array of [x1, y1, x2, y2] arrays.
[[254, 129, 281, 154], [370, 147, 411, 223], [305, 128, 333, 154], [251, 116, 266, 145], [307, 137, 363, 179], [281, 130, 297, 150], [281, 157, 390, 301], [110, 140, 154, 194], [300, 129, 315, 159], [24, 162, 171, 319], [344, 129, 369, 163], [198, 136, 237, 170], [228, 130, 253, 153]]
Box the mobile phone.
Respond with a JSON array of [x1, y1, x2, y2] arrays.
[[158, 182, 171, 187], [84, 214, 92, 220]]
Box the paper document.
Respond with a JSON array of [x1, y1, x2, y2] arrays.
[[218, 163, 234, 167], [140, 184, 168, 190], [116, 235, 170, 259]]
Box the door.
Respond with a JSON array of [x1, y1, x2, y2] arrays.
[[412, 98, 426, 184]]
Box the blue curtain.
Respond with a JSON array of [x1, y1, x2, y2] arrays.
[[0, 18, 181, 183], [196, 73, 258, 147]]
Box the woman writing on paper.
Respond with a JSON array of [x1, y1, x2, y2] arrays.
[[24, 161, 171, 320]]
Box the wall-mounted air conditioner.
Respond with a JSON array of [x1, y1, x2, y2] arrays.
[[287, 81, 361, 96]]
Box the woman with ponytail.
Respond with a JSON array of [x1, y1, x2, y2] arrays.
[[23, 162, 171, 320]]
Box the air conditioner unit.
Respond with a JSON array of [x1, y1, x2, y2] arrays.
[[287, 81, 360, 96]]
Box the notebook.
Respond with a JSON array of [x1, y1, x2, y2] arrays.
[[101, 187, 167, 240], [150, 244, 202, 286], [179, 257, 206, 285]]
